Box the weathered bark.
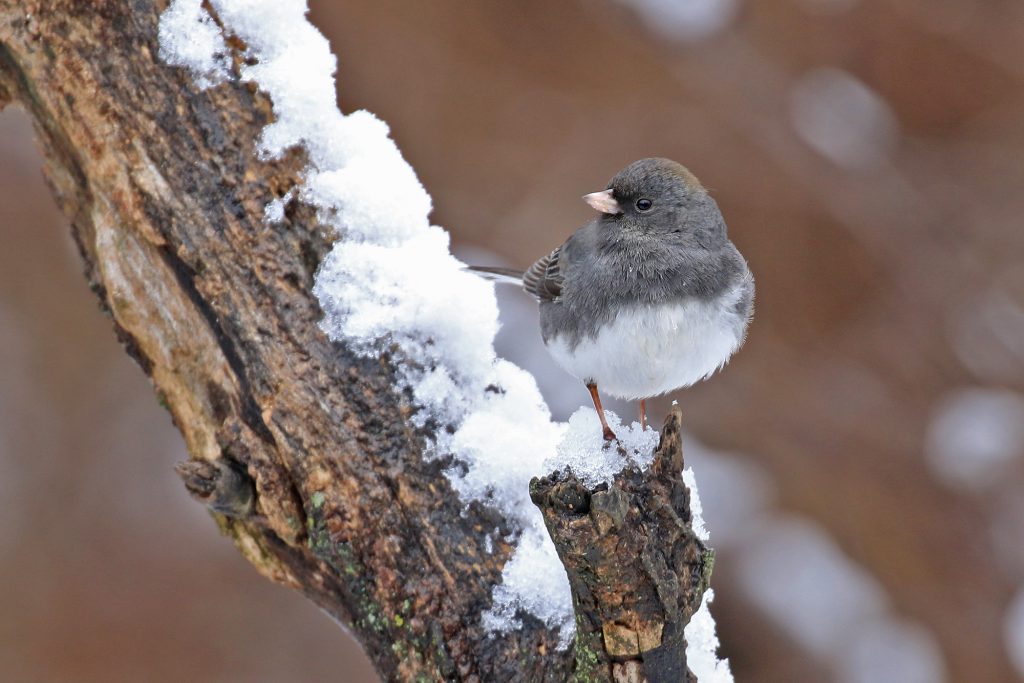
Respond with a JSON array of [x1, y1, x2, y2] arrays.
[[0, 3, 710, 681]]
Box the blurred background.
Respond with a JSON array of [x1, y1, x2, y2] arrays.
[[2, 0, 1024, 681]]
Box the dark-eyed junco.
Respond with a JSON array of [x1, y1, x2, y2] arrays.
[[472, 158, 753, 441]]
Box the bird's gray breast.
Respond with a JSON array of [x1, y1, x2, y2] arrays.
[[540, 240, 750, 350]]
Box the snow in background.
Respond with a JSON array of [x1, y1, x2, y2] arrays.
[[159, 1, 732, 673], [924, 387, 1024, 492], [1006, 586, 1024, 678], [737, 517, 888, 657], [948, 286, 1024, 384], [616, 0, 738, 42], [923, 387, 1024, 680], [546, 408, 660, 488], [790, 67, 898, 169], [686, 435, 949, 682]]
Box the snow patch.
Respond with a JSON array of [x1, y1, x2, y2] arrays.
[[158, 0, 231, 88], [684, 590, 733, 683], [683, 467, 710, 541], [544, 408, 660, 487], [482, 523, 574, 647]]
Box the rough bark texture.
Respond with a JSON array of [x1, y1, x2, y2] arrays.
[[533, 411, 710, 683], [0, 3, 709, 681]]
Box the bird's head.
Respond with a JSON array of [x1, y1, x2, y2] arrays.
[[583, 158, 724, 246]]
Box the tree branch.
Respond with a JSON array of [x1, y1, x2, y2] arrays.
[[0, 4, 712, 681]]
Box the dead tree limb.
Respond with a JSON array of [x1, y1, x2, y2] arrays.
[[533, 412, 711, 683], [0, 3, 711, 681]]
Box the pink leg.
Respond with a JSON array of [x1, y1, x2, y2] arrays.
[[586, 383, 617, 441]]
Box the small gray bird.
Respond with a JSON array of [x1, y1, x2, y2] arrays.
[[472, 158, 753, 441]]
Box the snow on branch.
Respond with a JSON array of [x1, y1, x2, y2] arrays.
[[159, 0, 731, 674]]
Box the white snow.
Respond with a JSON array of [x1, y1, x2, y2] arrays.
[[683, 467, 710, 542], [263, 189, 293, 224], [681, 463, 734, 677], [544, 408, 660, 487], [482, 523, 575, 648], [684, 590, 733, 683], [158, 3, 732, 675]]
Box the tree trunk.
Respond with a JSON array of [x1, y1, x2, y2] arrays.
[[0, 3, 710, 680]]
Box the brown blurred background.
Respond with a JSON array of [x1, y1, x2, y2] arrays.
[[3, 1, 1024, 681]]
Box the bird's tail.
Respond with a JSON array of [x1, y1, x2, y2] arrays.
[[465, 265, 525, 286]]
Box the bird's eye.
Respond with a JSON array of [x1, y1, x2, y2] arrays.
[[636, 198, 653, 211]]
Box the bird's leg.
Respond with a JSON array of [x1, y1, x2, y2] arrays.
[[586, 382, 617, 441], [639, 399, 648, 431]]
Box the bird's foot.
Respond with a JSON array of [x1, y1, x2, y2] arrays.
[[587, 383, 618, 443]]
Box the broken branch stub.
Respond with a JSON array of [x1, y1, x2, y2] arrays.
[[531, 408, 711, 683]]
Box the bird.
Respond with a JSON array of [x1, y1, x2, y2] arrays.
[[471, 158, 753, 441]]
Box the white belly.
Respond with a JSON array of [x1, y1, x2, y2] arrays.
[[545, 294, 746, 400]]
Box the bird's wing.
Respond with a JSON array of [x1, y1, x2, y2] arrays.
[[522, 246, 564, 302]]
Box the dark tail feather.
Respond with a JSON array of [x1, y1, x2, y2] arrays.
[[465, 265, 525, 286]]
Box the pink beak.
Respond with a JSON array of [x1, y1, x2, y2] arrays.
[[583, 189, 622, 215]]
